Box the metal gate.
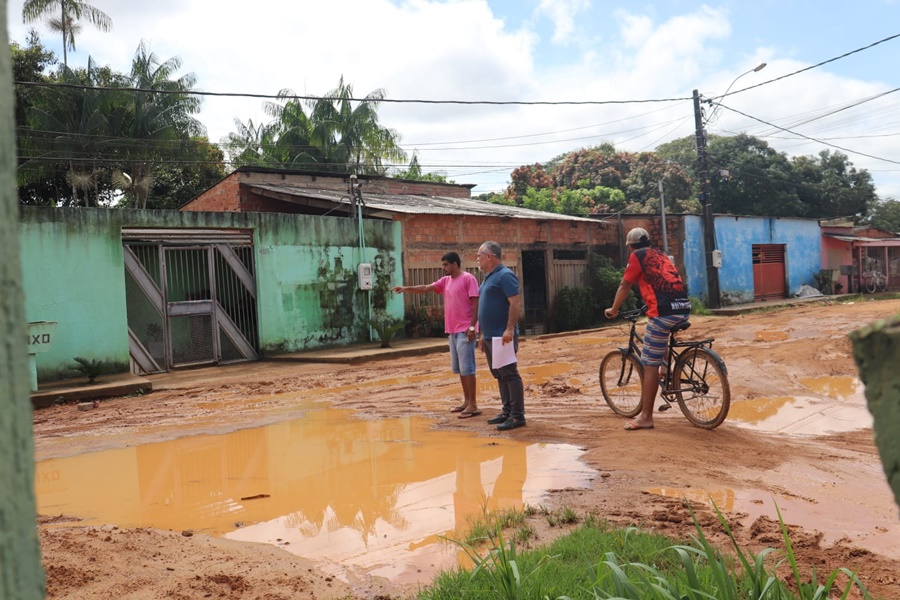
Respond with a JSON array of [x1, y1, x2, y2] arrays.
[[752, 244, 786, 301], [123, 229, 259, 373]]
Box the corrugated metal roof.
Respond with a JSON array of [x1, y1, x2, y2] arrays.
[[824, 233, 900, 245], [244, 182, 598, 222]]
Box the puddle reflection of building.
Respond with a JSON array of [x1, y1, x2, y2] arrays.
[[37, 408, 565, 582]]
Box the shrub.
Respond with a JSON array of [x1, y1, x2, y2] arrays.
[[588, 254, 636, 316], [690, 296, 711, 316], [555, 286, 595, 332], [368, 316, 407, 348], [71, 357, 107, 384]]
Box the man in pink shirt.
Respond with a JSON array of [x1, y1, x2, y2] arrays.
[[393, 252, 481, 418]]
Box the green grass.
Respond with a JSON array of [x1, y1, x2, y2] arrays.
[[419, 501, 875, 600]]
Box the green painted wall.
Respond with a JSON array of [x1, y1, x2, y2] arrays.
[[19, 209, 130, 381], [253, 213, 403, 353], [18, 207, 402, 380]]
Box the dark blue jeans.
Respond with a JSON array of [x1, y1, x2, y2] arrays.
[[483, 335, 525, 421]]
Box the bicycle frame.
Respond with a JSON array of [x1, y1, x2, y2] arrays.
[[615, 308, 717, 401], [602, 305, 730, 428]]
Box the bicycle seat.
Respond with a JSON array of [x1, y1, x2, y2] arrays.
[[671, 321, 692, 333]]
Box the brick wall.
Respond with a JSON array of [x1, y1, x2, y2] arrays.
[[617, 215, 688, 269], [182, 173, 241, 212]]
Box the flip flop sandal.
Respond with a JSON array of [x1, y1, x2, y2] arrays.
[[458, 411, 482, 419], [450, 405, 467, 413]]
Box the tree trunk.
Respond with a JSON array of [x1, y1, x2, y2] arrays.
[[60, 2, 67, 69], [0, 3, 47, 597], [851, 316, 900, 514]]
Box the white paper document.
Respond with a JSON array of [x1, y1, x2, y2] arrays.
[[491, 337, 517, 368]]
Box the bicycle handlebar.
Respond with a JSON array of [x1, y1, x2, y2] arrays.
[[617, 305, 648, 321]]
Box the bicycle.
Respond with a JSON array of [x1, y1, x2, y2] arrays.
[[599, 306, 731, 429], [862, 269, 886, 294]]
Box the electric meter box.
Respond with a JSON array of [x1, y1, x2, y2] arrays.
[[711, 249, 723, 268], [357, 262, 373, 290]]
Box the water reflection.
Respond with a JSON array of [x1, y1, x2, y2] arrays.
[[799, 376, 863, 401], [755, 330, 789, 342], [728, 397, 796, 424], [644, 487, 735, 511], [36, 408, 593, 583]]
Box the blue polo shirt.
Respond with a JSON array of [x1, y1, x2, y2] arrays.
[[478, 264, 520, 338]]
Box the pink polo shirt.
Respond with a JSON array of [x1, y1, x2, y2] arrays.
[[431, 271, 480, 334]]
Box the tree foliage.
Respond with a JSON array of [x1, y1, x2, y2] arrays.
[[867, 199, 900, 234], [496, 134, 880, 219], [225, 76, 407, 176], [22, 0, 111, 68], [15, 35, 217, 208], [393, 153, 453, 183]]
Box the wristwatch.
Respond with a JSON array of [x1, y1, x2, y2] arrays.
[[468, 326, 476, 332]]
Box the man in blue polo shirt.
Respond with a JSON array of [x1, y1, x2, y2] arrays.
[[475, 241, 526, 431]]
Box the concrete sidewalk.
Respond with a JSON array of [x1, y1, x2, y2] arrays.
[[709, 293, 843, 316], [30, 337, 449, 407], [31, 372, 152, 409], [268, 336, 448, 364]]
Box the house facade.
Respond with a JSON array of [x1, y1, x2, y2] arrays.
[[19, 206, 402, 381], [594, 213, 823, 306], [182, 168, 621, 334], [820, 221, 900, 293]]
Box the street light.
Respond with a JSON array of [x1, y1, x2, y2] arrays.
[[707, 63, 767, 124], [693, 62, 767, 309]]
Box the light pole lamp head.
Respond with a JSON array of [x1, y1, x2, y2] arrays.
[[753, 62, 767, 72]]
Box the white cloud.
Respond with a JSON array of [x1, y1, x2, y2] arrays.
[[535, 0, 591, 44], [6, 0, 898, 198]]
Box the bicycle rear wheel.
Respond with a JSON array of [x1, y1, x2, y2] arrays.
[[599, 350, 643, 418], [865, 276, 877, 294], [673, 348, 730, 429]]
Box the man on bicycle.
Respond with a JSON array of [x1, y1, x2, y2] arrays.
[[604, 227, 691, 430]]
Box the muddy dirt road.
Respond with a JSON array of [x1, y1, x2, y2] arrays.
[[35, 299, 900, 599]]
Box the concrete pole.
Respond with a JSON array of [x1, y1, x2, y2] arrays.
[[693, 89, 721, 308], [659, 180, 668, 256], [851, 316, 900, 513], [0, 2, 48, 597]]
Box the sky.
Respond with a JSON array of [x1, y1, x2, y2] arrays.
[[6, 0, 900, 201]]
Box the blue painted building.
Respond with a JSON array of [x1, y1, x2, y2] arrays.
[[682, 215, 822, 306]]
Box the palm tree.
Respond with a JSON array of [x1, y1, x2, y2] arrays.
[[222, 118, 276, 168], [22, 58, 111, 205], [307, 76, 407, 175], [262, 91, 322, 167], [118, 41, 204, 208], [22, 0, 112, 68]]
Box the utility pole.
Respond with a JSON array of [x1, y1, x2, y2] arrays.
[[659, 180, 668, 256], [693, 89, 721, 309]]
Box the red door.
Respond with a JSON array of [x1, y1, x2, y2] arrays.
[[753, 244, 786, 301]]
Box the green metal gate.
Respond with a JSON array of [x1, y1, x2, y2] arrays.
[[123, 229, 259, 373]]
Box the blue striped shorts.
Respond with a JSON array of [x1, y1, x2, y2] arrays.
[[640, 315, 690, 367]]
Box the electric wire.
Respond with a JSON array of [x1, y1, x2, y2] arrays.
[[716, 103, 900, 166], [708, 32, 900, 102]]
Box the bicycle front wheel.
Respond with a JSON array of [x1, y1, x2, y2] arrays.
[[599, 350, 643, 418], [673, 348, 730, 429]]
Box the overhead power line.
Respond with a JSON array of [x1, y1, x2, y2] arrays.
[[717, 102, 900, 166], [16, 32, 899, 107], [710, 32, 900, 102], [13, 79, 690, 106]]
